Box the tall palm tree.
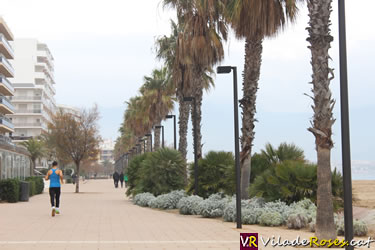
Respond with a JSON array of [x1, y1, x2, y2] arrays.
[[155, 20, 192, 160], [306, 0, 336, 239], [163, 0, 228, 159], [140, 67, 175, 150], [21, 137, 46, 176], [225, 0, 299, 198]]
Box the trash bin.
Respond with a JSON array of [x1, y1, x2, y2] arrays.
[[19, 181, 30, 202]]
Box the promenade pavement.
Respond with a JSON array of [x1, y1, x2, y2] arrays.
[[0, 179, 372, 250]]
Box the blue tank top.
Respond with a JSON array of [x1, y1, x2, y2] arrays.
[[50, 168, 61, 188]]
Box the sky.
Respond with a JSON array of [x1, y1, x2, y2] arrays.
[[1, 0, 375, 179]]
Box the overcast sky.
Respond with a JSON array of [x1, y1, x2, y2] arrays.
[[1, 0, 375, 178]]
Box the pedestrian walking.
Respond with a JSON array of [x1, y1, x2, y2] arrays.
[[44, 161, 63, 217], [119, 172, 124, 188], [124, 174, 128, 188], [113, 171, 119, 188]]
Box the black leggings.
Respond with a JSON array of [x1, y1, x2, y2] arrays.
[[49, 187, 61, 208]]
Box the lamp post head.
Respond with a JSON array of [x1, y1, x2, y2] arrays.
[[145, 133, 152, 137], [183, 96, 194, 102], [155, 125, 163, 129], [165, 115, 174, 119], [217, 66, 232, 74]]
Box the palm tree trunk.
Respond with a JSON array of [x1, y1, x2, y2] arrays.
[[192, 73, 203, 159], [31, 159, 36, 176], [239, 36, 263, 199], [75, 161, 80, 193], [154, 124, 161, 150], [307, 0, 336, 239], [147, 136, 152, 152], [178, 93, 190, 160]]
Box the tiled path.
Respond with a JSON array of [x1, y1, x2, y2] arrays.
[[0, 179, 372, 250]]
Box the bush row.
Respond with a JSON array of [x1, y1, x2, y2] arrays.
[[126, 148, 186, 197], [132, 190, 368, 237], [0, 177, 44, 203]]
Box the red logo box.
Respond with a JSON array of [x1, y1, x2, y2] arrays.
[[240, 233, 258, 250]]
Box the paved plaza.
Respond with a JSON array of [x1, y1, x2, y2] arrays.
[[0, 179, 369, 250]]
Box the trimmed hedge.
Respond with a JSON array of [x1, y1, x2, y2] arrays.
[[0, 179, 20, 203], [25, 177, 44, 195]]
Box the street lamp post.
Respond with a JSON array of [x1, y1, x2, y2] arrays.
[[145, 133, 153, 152], [166, 115, 177, 150], [217, 65, 241, 229], [183, 96, 198, 195], [338, 1, 353, 249], [155, 125, 165, 148]]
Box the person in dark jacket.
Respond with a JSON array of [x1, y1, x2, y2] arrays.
[[113, 171, 119, 188], [119, 172, 124, 188]]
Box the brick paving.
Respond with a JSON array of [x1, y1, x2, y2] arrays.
[[0, 179, 372, 250]]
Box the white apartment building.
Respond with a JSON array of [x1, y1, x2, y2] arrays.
[[99, 139, 115, 164], [8, 39, 57, 141], [58, 104, 80, 117], [0, 17, 31, 180]]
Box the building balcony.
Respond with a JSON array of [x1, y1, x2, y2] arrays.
[[36, 49, 54, 69], [0, 34, 14, 59], [14, 109, 42, 114], [0, 115, 14, 133], [0, 54, 14, 77], [13, 122, 47, 131], [10, 135, 32, 142], [9, 95, 42, 102], [0, 74, 14, 96], [0, 96, 14, 114]]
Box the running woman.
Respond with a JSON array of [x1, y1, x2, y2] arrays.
[[45, 161, 63, 217]]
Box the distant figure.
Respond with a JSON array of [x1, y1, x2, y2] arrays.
[[113, 171, 119, 188], [72, 173, 77, 184], [45, 161, 63, 217], [119, 172, 124, 188], [124, 174, 128, 188]]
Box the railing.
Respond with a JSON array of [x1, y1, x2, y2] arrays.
[[0, 74, 14, 92], [0, 134, 14, 145], [10, 136, 32, 141], [0, 115, 14, 130], [9, 95, 42, 101], [0, 54, 14, 75], [13, 122, 43, 127], [14, 109, 42, 114], [0, 95, 15, 112], [0, 34, 14, 58]]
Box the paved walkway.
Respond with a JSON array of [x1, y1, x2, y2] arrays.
[[0, 179, 372, 250]]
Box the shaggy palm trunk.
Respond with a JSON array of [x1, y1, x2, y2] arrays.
[[178, 93, 190, 183], [307, 0, 336, 239], [239, 37, 263, 199], [192, 73, 203, 159], [154, 124, 161, 150], [75, 161, 80, 193], [31, 159, 36, 176], [147, 136, 152, 152]]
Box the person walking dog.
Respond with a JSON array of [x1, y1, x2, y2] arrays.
[[45, 161, 63, 217]]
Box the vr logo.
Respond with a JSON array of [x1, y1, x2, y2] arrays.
[[240, 233, 258, 250]]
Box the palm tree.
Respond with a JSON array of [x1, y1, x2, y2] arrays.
[[21, 137, 46, 176], [306, 0, 336, 239], [225, 0, 299, 198], [163, 0, 228, 160], [155, 20, 192, 160], [140, 67, 175, 150], [260, 142, 305, 165]]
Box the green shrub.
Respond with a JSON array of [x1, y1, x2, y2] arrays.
[[137, 149, 185, 196], [188, 151, 235, 198], [133, 192, 156, 207], [177, 195, 204, 215], [148, 190, 186, 209], [29, 181, 36, 196], [259, 211, 284, 226], [0, 179, 20, 203], [125, 153, 149, 196], [26, 177, 44, 194]]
